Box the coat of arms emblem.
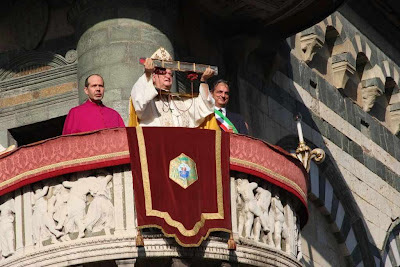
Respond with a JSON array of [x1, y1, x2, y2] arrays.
[[169, 153, 198, 188]]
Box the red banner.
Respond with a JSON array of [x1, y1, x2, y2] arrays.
[[126, 127, 231, 247]]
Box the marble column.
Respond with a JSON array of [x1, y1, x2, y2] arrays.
[[68, 0, 177, 122]]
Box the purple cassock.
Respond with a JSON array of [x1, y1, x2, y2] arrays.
[[62, 100, 125, 135]]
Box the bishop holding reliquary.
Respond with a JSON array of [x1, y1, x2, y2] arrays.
[[128, 47, 219, 129]]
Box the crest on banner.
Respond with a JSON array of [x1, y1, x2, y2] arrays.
[[169, 153, 198, 188]]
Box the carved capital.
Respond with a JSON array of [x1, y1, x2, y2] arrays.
[[300, 26, 324, 63], [362, 86, 382, 112], [300, 34, 324, 63], [331, 53, 356, 89], [361, 78, 384, 112], [234, 176, 303, 260]]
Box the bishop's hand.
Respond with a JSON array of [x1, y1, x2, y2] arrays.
[[200, 66, 214, 82], [144, 58, 155, 80]]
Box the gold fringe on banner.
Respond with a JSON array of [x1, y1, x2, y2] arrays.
[[228, 233, 236, 250], [136, 230, 144, 247]]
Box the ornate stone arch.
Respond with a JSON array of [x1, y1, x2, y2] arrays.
[[276, 135, 381, 266], [351, 33, 377, 66], [380, 60, 400, 86], [354, 53, 386, 113], [0, 50, 77, 81], [382, 219, 400, 267]]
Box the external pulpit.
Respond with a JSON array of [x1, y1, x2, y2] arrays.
[[0, 128, 308, 267]]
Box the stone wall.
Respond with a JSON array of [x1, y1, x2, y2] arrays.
[[233, 10, 400, 267]]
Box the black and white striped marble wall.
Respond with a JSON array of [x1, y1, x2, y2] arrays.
[[308, 161, 382, 266], [382, 219, 400, 267]]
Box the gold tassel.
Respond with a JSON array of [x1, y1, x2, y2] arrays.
[[227, 233, 236, 250], [136, 230, 144, 247]]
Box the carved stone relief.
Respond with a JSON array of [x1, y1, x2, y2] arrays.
[[59, 171, 115, 239], [84, 173, 115, 235], [0, 167, 134, 264], [0, 166, 304, 266], [31, 184, 63, 247], [0, 169, 118, 252], [234, 176, 302, 260], [0, 196, 15, 259]]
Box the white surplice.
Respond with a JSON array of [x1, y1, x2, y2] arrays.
[[131, 74, 214, 127]]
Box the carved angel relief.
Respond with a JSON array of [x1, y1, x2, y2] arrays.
[[235, 177, 301, 259], [27, 170, 116, 247], [32, 184, 63, 247], [0, 196, 15, 259]]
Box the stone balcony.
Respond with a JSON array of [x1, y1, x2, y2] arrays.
[[0, 128, 308, 267]]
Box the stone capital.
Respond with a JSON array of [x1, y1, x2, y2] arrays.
[[331, 52, 356, 89], [361, 78, 385, 112], [300, 25, 324, 63]]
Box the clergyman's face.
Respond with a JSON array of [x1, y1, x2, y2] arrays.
[[153, 68, 173, 90], [212, 83, 230, 108], [84, 75, 104, 103]]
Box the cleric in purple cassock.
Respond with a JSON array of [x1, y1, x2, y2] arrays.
[[62, 74, 125, 135]]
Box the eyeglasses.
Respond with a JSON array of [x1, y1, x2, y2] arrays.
[[154, 68, 174, 77]]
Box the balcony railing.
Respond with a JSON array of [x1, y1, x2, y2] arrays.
[[0, 128, 307, 266]]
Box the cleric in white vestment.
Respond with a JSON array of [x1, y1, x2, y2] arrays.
[[129, 47, 216, 128]]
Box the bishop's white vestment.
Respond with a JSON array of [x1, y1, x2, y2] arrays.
[[130, 74, 215, 127]]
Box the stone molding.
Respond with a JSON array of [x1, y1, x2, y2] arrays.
[[1, 237, 301, 267], [0, 91, 77, 131], [0, 50, 77, 81], [0, 64, 77, 94]]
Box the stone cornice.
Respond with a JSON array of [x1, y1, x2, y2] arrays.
[[0, 50, 77, 81], [1, 236, 301, 267], [0, 63, 77, 94], [0, 91, 78, 129]]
